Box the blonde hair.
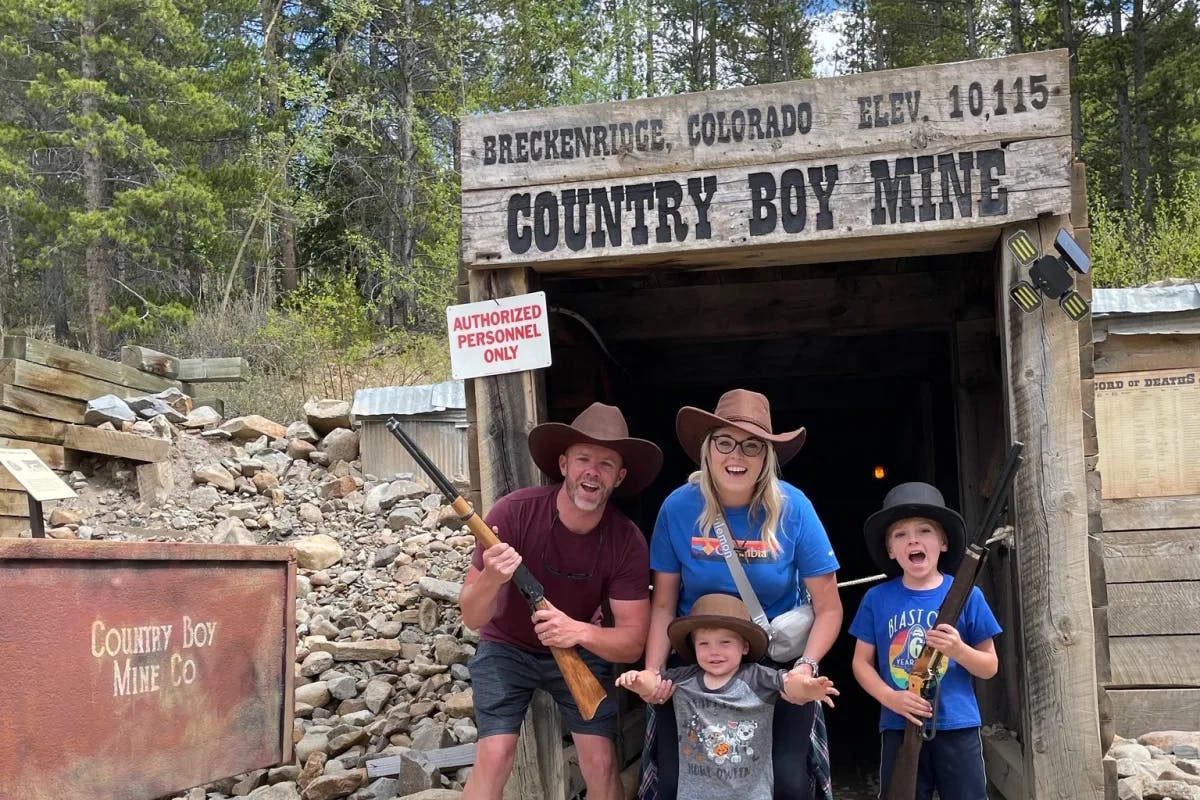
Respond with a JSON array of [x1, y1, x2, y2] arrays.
[[688, 431, 785, 552]]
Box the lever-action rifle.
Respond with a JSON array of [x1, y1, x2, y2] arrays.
[[886, 442, 1024, 800], [385, 417, 608, 720]]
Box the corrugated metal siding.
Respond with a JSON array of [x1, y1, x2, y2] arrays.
[[361, 417, 469, 482], [351, 381, 466, 419]]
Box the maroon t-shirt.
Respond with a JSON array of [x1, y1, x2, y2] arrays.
[[472, 484, 650, 653]]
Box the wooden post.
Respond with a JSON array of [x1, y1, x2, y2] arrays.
[[1000, 217, 1104, 799], [27, 494, 44, 538], [467, 266, 560, 800]]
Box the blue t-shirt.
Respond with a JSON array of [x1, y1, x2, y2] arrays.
[[849, 575, 1002, 731], [650, 481, 839, 618]]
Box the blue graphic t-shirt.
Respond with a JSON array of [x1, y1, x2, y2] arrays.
[[650, 481, 839, 618], [849, 575, 1002, 731]]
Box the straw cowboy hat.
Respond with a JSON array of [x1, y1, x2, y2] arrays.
[[863, 482, 967, 577], [668, 593, 768, 663], [676, 388, 807, 465], [527, 402, 663, 496]]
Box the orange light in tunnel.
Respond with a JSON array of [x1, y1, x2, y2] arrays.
[[873, 465, 886, 480]]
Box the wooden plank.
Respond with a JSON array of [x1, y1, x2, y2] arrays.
[[555, 271, 963, 344], [1103, 529, 1200, 582], [62, 425, 169, 463], [1094, 367, 1200, 498], [1102, 496, 1200, 531], [462, 136, 1074, 270], [1108, 688, 1200, 736], [3, 336, 180, 393], [0, 385, 86, 424], [461, 50, 1070, 190], [1107, 582, 1200, 635], [121, 345, 180, 379], [503, 691, 564, 800], [0, 410, 67, 445], [0, 438, 75, 471], [0, 358, 141, 403], [983, 733, 1026, 800], [366, 743, 477, 777], [0, 490, 29, 516], [0, 516, 29, 538], [1001, 217, 1103, 800], [1109, 635, 1200, 685], [1094, 334, 1200, 374], [177, 357, 249, 383]]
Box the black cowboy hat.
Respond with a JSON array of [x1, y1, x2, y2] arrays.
[[863, 482, 966, 577]]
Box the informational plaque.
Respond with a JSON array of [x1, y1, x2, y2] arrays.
[[1095, 367, 1200, 498], [0, 447, 76, 501], [0, 540, 296, 800]]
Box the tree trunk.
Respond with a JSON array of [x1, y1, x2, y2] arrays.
[[398, 0, 417, 326], [1009, 0, 1024, 53], [1112, 0, 1134, 216], [1059, 0, 1082, 156], [1131, 0, 1151, 221], [81, 1, 110, 353], [965, 0, 978, 57]]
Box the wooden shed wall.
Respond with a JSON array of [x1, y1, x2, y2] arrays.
[[1094, 333, 1200, 735]]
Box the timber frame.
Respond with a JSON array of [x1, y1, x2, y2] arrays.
[[458, 50, 1108, 800]]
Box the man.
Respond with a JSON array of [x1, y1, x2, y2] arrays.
[[459, 402, 663, 800]]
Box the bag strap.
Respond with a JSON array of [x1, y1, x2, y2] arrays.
[[712, 515, 771, 632]]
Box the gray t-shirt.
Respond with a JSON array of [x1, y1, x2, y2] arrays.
[[664, 662, 786, 800]]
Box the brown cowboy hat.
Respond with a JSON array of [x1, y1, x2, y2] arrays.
[[668, 593, 768, 664], [676, 389, 807, 465], [863, 482, 966, 577], [527, 402, 663, 496]]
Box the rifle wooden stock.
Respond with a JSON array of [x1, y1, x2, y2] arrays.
[[386, 419, 607, 721], [885, 442, 1023, 800]]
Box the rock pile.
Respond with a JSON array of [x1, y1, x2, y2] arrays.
[[49, 399, 480, 800], [1109, 733, 1200, 800]]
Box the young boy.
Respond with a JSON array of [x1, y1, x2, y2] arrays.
[[849, 482, 1002, 800], [617, 593, 837, 800]]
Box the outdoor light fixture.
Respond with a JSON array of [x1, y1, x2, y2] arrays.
[[873, 465, 886, 480], [1006, 228, 1091, 321]]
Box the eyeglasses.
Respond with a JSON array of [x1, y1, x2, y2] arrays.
[[710, 433, 767, 458], [542, 517, 605, 581]]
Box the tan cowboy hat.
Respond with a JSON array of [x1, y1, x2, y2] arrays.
[[527, 402, 663, 496], [676, 388, 807, 465], [668, 593, 768, 664]]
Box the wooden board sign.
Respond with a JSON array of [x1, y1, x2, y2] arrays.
[[0, 540, 296, 800], [460, 50, 1073, 270], [1096, 367, 1200, 498]]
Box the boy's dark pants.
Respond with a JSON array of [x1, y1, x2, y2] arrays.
[[878, 727, 987, 800], [654, 697, 816, 800]]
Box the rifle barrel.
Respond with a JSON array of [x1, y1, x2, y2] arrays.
[[386, 417, 460, 501]]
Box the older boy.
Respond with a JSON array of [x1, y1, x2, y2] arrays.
[[849, 482, 1002, 800], [618, 593, 837, 800]]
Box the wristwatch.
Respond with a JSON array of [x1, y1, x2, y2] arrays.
[[795, 656, 819, 676]]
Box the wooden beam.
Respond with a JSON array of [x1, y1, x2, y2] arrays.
[[1109, 635, 1200, 686], [0, 438, 75, 471], [558, 270, 964, 343], [983, 734, 1026, 800], [1093, 333, 1200, 374], [1001, 217, 1103, 799], [0, 410, 67, 445], [121, 345, 180, 379], [503, 691, 564, 800], [0, 385, 86, 424], [1102, 496, 1200, 531], [1108, 688, 1200, 736], [177, 357, 249, 383], [0, 358, 140, 403], [0, 516, 29, 538], [0, 490, 30, 516], [469, 267, 546, 510], [1103, 529, 1200, 582], [1107, 582, 1200, 635], [62, 426, 169, 463], [3, 336, 180, 393]]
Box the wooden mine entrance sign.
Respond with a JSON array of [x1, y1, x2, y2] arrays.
[[461, 50, 1073, 272]]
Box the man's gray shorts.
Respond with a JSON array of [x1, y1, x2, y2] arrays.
[[469, 640, 617, 738]]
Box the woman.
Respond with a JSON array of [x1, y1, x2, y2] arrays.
[[641, 388, 842, 800]]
